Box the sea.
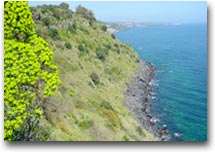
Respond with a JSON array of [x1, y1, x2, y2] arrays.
[[116, 24, 207, 141]]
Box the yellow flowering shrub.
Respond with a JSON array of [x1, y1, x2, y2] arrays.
[[4, 1, 60, 141]]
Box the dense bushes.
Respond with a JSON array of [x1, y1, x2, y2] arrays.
[[4, 1, 60, 141], [4, 2, 35, 42]]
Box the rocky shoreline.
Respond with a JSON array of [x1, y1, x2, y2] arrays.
[[125, 59, 170, 141]]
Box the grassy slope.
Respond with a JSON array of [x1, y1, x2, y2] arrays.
[[31, 4, 154, 141]]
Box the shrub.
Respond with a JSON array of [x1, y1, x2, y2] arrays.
[[90, 72, 100, 85], [80, 26, 90, 35], [105, 44, 112, 49], [114, 43, 119, 48], [68, 24, 77, 33], [96, 49, 106, 62], [36, 123, 52, 141], [100, 101, 113, 110], [4, 1, 60, 141], [79, 120, 93, 129], [101, 25, 107, 31], [78, 44, 88, 53], [136, 126, 145, 136], [48, 28, 61, 40], [65, 42, 72, 49], [68, 90, 75, 96], [78, 44, 84, 52], [89, 20, 95, 28], [123, 135, 129, 141], [43, 17, 51, 27], [111, 34, 115, 39]]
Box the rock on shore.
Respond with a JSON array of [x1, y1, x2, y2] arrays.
[[125, 59, 170, 141]]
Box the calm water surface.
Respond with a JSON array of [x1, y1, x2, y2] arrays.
[[116, 24, 207, 141]]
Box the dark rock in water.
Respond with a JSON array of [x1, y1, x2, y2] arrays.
[[124, 60, 170, 141]]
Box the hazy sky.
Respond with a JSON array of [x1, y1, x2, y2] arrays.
[[29, 1, 207, 24]]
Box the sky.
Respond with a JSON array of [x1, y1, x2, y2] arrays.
[[29, 1, 207, 24]]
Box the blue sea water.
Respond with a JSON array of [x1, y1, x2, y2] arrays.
[[116, 24, 207, 141]]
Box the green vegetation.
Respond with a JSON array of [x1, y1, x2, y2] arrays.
[[48, 28, 61, 40], [123, 135, 130, 141], [90, 72, 100, 85], [100, 101, 113, 110], [96, 48, 107, 62], [79, 120, 93, 129], [101, 25, 107, 31], [4, 2, 155, 141], [4, 1, 60, 141], [78, 44, 87, 53], [65, 42, 72, 49], [111, 34, 116, 39], [59, 2, 69, 10], [43, 17, 51, 27], [136, 126, 146, 136], [68, 24, 77, 33], [76, 5, 95, 21]]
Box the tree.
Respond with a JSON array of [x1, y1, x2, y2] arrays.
[[59, 2, 69, 10], [4, 1, 60, 141], [76, 5, 95, 21]]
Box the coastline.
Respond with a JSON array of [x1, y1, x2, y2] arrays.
[[124, 59, 170, 141]]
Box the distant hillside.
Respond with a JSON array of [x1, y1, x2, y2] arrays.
[[104, 22, 180, 34], [104, 22, 145, 33], [30, 3, 155, 141]]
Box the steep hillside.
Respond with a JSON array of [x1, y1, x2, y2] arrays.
[[30, 3, 155, 141]]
